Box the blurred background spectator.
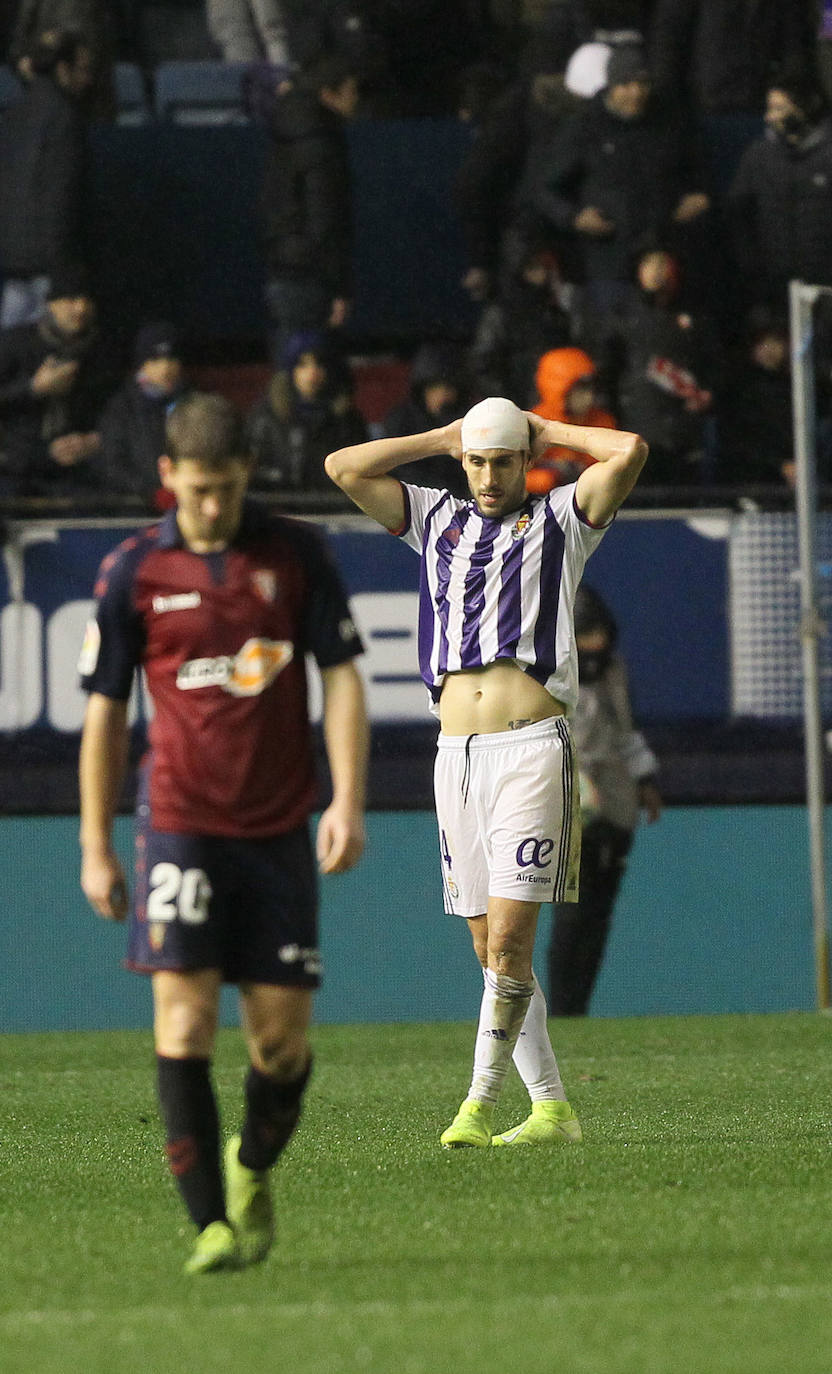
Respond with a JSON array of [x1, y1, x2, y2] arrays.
[[598, 246, 718, 485], [467, 235, 573, 406], [0, 30, 94, 328], [207, 0, 390, 104], [378, 340, 471, 496], [728, 68, 832, 323], [714, 310, 806, 490], [205, 0, 294, 66], [9, 0, 117, 119], [650, 0, 817, 135], [245, 328, 367, 498], [96, 319, 188, 510], [0, 265, 118, 499], [453, 42, 581, 307], [259, 52, 360, 366], [548, 581, 662, 1017], [533, 41, 714, 343], [527, 343, 616, 490]]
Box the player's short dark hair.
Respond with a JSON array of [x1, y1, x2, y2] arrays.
[[165, 392, 248, 468]]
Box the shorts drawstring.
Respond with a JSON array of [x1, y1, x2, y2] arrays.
[[461, 733, 479, 807]]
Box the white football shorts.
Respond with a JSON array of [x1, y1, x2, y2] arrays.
[[433, 715, 581, 917]]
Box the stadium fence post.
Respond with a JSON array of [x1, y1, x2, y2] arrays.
[[790, 278, 832, 1010]]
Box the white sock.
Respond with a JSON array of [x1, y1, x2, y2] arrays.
[[512, 972, 566, 1102], [468, 968, 534, 1104]]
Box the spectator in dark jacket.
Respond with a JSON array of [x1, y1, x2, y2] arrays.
[[379, 341, 470, 497], [11, 0, 117, 120], [453, 47, 581, 304], [468, 236, 573, 407], [96, 321, 188, 510], [0, 265, 117, 500], [534, 43, 712, 332], [0, 31, 94, 328], [260, 53, 360, 366], [245, 329, 368, 502], [209, 0, 387, 96], [715, 312, 797, 488], [728, 70, 832, 317], [600, 247, 718, 485], [649, 0, 816, 118], [649, 0, 819, 198]]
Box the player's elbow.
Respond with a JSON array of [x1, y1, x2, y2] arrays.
[[622, 433, 649, 477], [625, 431, 648, 460], [324, 449, 352, 490]]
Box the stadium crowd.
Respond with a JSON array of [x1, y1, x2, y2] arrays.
[[0, 0, 830, 506]]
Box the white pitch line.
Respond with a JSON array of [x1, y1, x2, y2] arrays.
[[3, 1284, 831, 1330]]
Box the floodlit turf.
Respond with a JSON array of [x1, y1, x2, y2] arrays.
[[1, 1013, 831, 1374]]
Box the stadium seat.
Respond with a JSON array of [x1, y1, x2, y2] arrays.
[[0, 65, 23, 112], [113, 62, 151, 125], [153, 60, 250, 125]]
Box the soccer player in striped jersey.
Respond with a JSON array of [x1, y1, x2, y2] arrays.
[[326, 397, 647, 1147]]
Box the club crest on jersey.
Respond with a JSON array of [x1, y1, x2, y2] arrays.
[[176, 637, 294, 696], [511, 513, 531, 541], [251, 569, 278, 602]]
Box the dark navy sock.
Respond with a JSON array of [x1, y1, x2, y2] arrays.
[[239, 1058, 313, 1172], [156, 1055, 226, 1231]]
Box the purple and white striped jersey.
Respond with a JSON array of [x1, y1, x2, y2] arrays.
[[395, 481, 610, 717]]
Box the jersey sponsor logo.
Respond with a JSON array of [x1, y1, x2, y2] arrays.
[[339, 615, 357, 642], [515, 837, 554, 868], [77, 618, 101, 677], [152, 591, 202, 613], [251, 569, 278, 603], [176, 637, 294, 696], [511, 513, 531, 541]]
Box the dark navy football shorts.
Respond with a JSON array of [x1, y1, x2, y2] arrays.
[[127, 818, 321, 988]]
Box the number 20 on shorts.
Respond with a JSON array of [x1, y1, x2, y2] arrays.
[[147, 863, 213, 924]]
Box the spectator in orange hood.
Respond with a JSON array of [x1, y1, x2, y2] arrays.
[[528, 346, 616, 490]]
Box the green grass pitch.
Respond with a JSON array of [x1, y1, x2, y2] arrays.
[[1, 1012, 831, 1374]]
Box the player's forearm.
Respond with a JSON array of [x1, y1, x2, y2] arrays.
[[79, 695, 129, 852], [320, 662, 369, 813], [325, 427, 451, 485], [542, 420, 646, 467]]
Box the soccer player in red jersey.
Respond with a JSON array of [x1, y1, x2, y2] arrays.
[[79, 392, 368, 1274]]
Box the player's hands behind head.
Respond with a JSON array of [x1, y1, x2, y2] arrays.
[[440, 417, 464, 462], [526, 412, 564, 462]]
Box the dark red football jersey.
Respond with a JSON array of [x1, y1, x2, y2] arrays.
[[80, 503, 363, 837]]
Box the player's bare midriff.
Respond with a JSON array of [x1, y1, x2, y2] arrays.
[[439, 660, 565, 736]]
